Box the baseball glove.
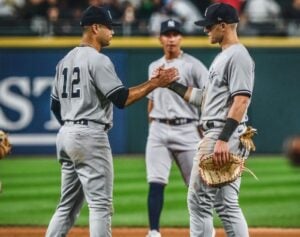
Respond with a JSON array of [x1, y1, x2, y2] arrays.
[[239, 126, 257, 151], [199, 153, 257, 187], [0, 130, 12, 159]]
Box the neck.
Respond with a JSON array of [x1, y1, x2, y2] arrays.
[[80, 35, 101, 51], [165, 50, 182, 60], [220, 31, 239, 50]]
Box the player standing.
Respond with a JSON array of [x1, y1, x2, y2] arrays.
[[145, 19, 208, 237], [45, 6, 178, 237], [167, 3, 255, 237]]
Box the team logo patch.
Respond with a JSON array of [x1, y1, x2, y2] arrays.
[[167, 20, 175, 27]]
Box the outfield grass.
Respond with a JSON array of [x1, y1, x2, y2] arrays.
[[0, 155, 299, 227]]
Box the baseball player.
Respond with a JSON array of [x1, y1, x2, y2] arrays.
[[46, 6, 178, 237], [145, 19, 208, 237], [168, 3, 255, 237]]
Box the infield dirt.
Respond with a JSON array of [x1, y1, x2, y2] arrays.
[[0, 227, 300, 237]]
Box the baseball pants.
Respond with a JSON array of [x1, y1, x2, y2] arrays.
[[146, 121, 200, 185], [188, 125, 249, 237], [46, 122, 113, 237]]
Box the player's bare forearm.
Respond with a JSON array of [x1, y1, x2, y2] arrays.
[[147, 100, 154, 123], [125, 67, 178, 107], [147, 100, 154, 114], [214, 95, 250, 166], [184, 87, 193, 101], [227, 95, 250, 122], [125, 81, 159, 107]]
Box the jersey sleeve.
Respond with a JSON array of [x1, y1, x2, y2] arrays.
[[227, 51, 255, 98], [91, 54, 125, 98]]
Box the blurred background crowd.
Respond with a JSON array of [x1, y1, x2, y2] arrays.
[[0, 0, 300, 36]]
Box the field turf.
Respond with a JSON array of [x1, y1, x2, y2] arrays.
[[0, 155, 299, 227]]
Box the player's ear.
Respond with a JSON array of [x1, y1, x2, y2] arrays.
[[159, 35, 163, 45], [91, 24, 100, 33]]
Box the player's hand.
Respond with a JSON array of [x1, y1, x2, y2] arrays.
[[213, 140, 230, 168], [151, 67, 179, 87], [151, 64, 165, 78]]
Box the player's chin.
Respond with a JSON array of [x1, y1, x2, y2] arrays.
[[209, 37, 217, 44], [102, 41, 110, 48]]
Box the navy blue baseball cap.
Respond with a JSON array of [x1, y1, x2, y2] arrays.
[[195, 3, 239, 27], [80, 6, 121, 28], [160, 19, 183, 35]]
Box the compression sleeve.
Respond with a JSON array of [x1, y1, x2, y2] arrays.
[[50, 97, 63, 125], [107, 87, 129, 109], [168, 82, 188, 98]]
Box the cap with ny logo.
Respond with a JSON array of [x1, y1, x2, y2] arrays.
[[160, 19, 183, 35]]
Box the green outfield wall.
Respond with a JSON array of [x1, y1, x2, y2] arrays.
[[0, 37, 299, 154], [121, 46, 300, 154]]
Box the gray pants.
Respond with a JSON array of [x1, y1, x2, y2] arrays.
[[188, 126, 249, 237], [46, 122, 113, 237], [146, 120, 200, 185]]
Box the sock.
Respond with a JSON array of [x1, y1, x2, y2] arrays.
[[147, 182, 165, 231]]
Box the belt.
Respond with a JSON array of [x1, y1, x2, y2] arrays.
[[154, 118, 198, 126], [201, 120, 246, 131], [65, 119, 88, 125], [64, 119, 110, 130]]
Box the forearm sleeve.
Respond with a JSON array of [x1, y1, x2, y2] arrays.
[[168, 82, 188, 98], [107, 87, 129, 109]]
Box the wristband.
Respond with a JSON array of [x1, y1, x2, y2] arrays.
[[189, 88, 204, 107], [168, 82, 188, 98], [218, 118, 239, 142]]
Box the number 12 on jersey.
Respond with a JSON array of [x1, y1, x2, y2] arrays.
[[61, 67, 81, 99]]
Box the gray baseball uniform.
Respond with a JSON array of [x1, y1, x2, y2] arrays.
[[46, 46, 124, 237], [146, 51, 208, 185], [188, 44, 255, 237]]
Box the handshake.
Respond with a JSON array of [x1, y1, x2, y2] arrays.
[[150, 65, 179, 88]]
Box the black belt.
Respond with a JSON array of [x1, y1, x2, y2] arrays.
[[64, 119, 110, 130], [201, 120, 245, 131], [154, 118, 198, 126], [69, 119, 88, 125]]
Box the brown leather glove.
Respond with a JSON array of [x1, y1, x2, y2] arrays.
[[199, 153, 245, 187], [0, 130, 12, 159]]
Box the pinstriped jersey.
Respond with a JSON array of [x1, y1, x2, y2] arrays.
[[201, 44, 255, 122], [51, 46, 124, 126], [147, 51, 208, 120]]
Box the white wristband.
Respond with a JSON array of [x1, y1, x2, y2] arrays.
[[189, 88, 203, 107]]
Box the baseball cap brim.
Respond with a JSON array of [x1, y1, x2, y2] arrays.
[[81, 20, 121, 29], [111, 22, 122, 26], [160, 28, 182, 35]]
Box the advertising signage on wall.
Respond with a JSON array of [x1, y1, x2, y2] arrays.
[[0, 75, 59, 144], [0, 49, 127, 155]]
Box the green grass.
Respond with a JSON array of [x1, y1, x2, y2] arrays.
[[0, 155, 299, 227]]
